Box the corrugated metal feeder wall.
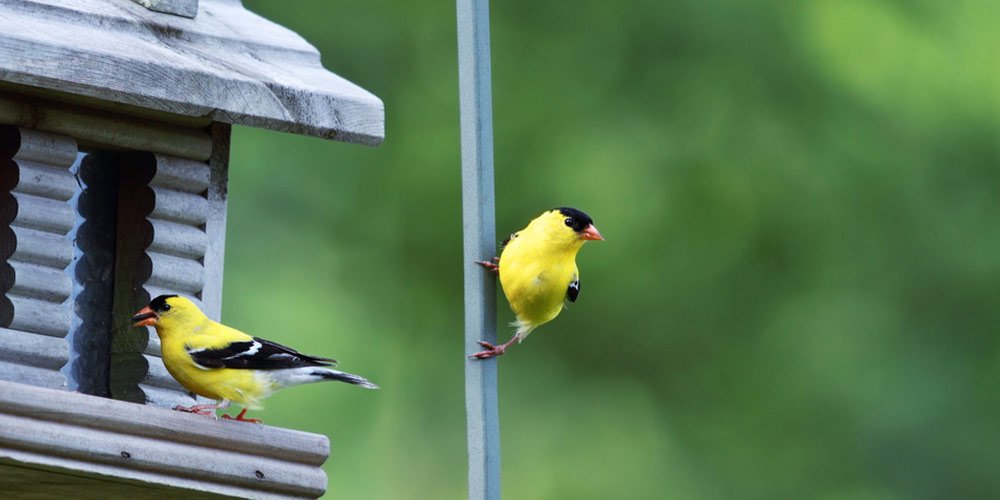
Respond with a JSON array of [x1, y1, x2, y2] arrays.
[[0, 97, 226, 408], [0, 126, 76, 390]]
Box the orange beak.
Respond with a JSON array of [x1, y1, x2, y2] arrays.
[[580, 224, 604, 241], [131, 306, 158, 328]]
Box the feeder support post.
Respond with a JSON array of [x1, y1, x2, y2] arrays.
[[457, 0, 501, 498]]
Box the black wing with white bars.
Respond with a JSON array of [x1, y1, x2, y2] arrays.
[[187, 337, 337, 370]]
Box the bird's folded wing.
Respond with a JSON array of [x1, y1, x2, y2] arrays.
[[501, 232, 519, 249], [187, 337, 337, 370], [567, 279, 580, 302]]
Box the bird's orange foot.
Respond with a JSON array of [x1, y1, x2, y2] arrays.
[[475, 258, 500, 273], [469, 340, 506, 360], [174, 404, 216, 418], [222, 408, 263, 424]]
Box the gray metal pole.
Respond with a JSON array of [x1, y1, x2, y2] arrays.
[[456, 0, 500, 498]]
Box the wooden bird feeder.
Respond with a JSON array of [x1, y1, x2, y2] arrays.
[[0, 0, 383, 497]]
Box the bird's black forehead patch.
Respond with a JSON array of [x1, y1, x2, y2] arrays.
[[150, 294, 178, 312], [554, 207, 594, 233]]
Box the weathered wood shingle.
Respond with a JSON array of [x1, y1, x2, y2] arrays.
[[0, 0, 384, 145]]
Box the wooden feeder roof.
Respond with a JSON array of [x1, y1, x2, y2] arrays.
[[0, 0, 385, 146]]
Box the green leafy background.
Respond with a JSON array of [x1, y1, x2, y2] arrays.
[[231, 1, 1000, 498]]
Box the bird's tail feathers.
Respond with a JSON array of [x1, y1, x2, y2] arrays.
[[314, 368, 379, 390], [510, 319, 536, 343], [268, 367, 379, 390]]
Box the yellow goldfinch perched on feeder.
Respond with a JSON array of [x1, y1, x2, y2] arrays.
[[471, 207, 604, 359], [131, 295, 378, 423]]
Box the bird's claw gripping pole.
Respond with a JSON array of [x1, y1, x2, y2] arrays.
[[475, 259, 500, 273]]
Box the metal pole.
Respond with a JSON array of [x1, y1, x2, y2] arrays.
[[456, 0, 500, 498]]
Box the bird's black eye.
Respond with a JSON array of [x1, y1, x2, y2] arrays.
[[161, 304, 171, 312], [564, 217, 574, 227]]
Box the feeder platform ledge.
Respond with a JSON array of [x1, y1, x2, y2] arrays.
[[0, 379, 330, 499]]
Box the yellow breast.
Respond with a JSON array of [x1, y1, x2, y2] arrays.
[[498, 234, 579, 329]]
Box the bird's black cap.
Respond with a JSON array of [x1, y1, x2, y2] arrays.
[[555, 207, 594, 233], [149, 294, 178, 312]]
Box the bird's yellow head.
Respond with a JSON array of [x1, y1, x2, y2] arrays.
[[525, 207, 604, 250], [130, 295, 206, 333]]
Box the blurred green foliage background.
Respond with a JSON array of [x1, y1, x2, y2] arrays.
[[232, 1, 1000, 498]]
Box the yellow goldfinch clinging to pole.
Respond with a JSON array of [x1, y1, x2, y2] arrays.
[[471, 207, 604, 359]]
